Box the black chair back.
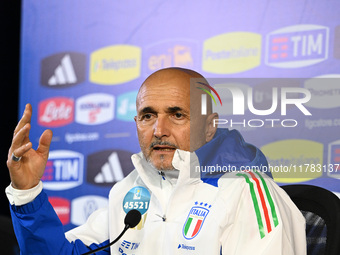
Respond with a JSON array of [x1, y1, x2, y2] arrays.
[[282, 185, 340, 255]]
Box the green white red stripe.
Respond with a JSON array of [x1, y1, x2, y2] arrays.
[[236, 171, 279, 239], [184, 216, 203, 237], [183, 206, 209, 239]]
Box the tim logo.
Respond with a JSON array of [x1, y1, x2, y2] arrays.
[[75, 93, 114, 125], [42, 150, 83, 190], [71, 196, 108, 226], [145, 41, 197, 76], [87, 150, 134, 186], [328, 140, 340, 179], [41, 52, 86, 87], [266, 24, 329, 68], [38, 97, 74, 127], [49, 197, 70, 225], [183, 202, 211, 240]]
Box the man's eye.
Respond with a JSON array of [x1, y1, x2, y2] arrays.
[[174, 112, 184, 119], [140, 113, 155, 120]]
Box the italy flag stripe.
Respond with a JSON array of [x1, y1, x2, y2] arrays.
[[236, 173, 265, 238], [192, 219, 203, 237], [246, 171, 272, 233], [184, 217, 193, 236], [254, 171, 279, 227]]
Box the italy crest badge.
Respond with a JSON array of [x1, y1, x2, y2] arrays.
[[183, 202, 210, 240]]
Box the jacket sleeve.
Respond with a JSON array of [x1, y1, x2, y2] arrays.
[[9, 190, 110, 254], [220, 171, 306, 255]]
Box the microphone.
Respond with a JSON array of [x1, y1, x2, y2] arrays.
[[124, 209, 141, 228], [82, 210, 142, 255]]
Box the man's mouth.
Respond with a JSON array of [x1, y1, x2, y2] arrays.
[[152, 145, 176, 151]]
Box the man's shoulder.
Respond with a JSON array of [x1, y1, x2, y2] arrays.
[[215, 170, 281, 203], [216, 170, 300, 219]]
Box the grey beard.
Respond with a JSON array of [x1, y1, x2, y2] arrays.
[[145, 140, 177, 171], [146, 155, 175, 171]]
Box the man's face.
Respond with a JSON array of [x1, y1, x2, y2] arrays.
[[135, 73, 192, 170]]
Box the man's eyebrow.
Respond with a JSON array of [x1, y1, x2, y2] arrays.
[[166, 106, 186, 114], [138, 106, 188, 115], [138, 106, 157, 115]]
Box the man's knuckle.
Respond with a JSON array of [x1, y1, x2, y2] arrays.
[[6, 159, 12, 168]]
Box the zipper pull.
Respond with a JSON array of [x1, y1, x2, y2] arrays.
[[156, 214, 167, 222], [158, 171, 166, 180]]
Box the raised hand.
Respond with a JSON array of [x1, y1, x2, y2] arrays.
[[7, 103, 53, 190]]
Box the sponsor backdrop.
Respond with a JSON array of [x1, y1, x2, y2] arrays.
[[19, 1, 340, 231]]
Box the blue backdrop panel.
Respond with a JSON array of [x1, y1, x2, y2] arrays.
[[20, 0, 340, 231]]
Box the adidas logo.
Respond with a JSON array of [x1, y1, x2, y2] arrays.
[[48, 55, 77, 85], [94, 152, 124, 183], [41, 52, 86, 88], [87, 150, 134, 186]]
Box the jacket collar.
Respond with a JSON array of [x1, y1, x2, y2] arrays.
[[131, 149, 202, 189]]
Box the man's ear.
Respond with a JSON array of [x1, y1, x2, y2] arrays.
[[205, 112, 219, 143]]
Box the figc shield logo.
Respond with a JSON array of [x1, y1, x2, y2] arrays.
[[183, 203, 210, 240]]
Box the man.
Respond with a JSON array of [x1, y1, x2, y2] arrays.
[[6, 68, 306, 254]]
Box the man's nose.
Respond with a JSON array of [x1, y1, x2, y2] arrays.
[[153, 115, 170, 138]]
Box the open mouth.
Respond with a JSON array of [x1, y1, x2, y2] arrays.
[[152, 145, 176, 152]]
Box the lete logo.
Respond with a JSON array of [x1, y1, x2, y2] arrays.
[[38, 97, 74, 127]]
